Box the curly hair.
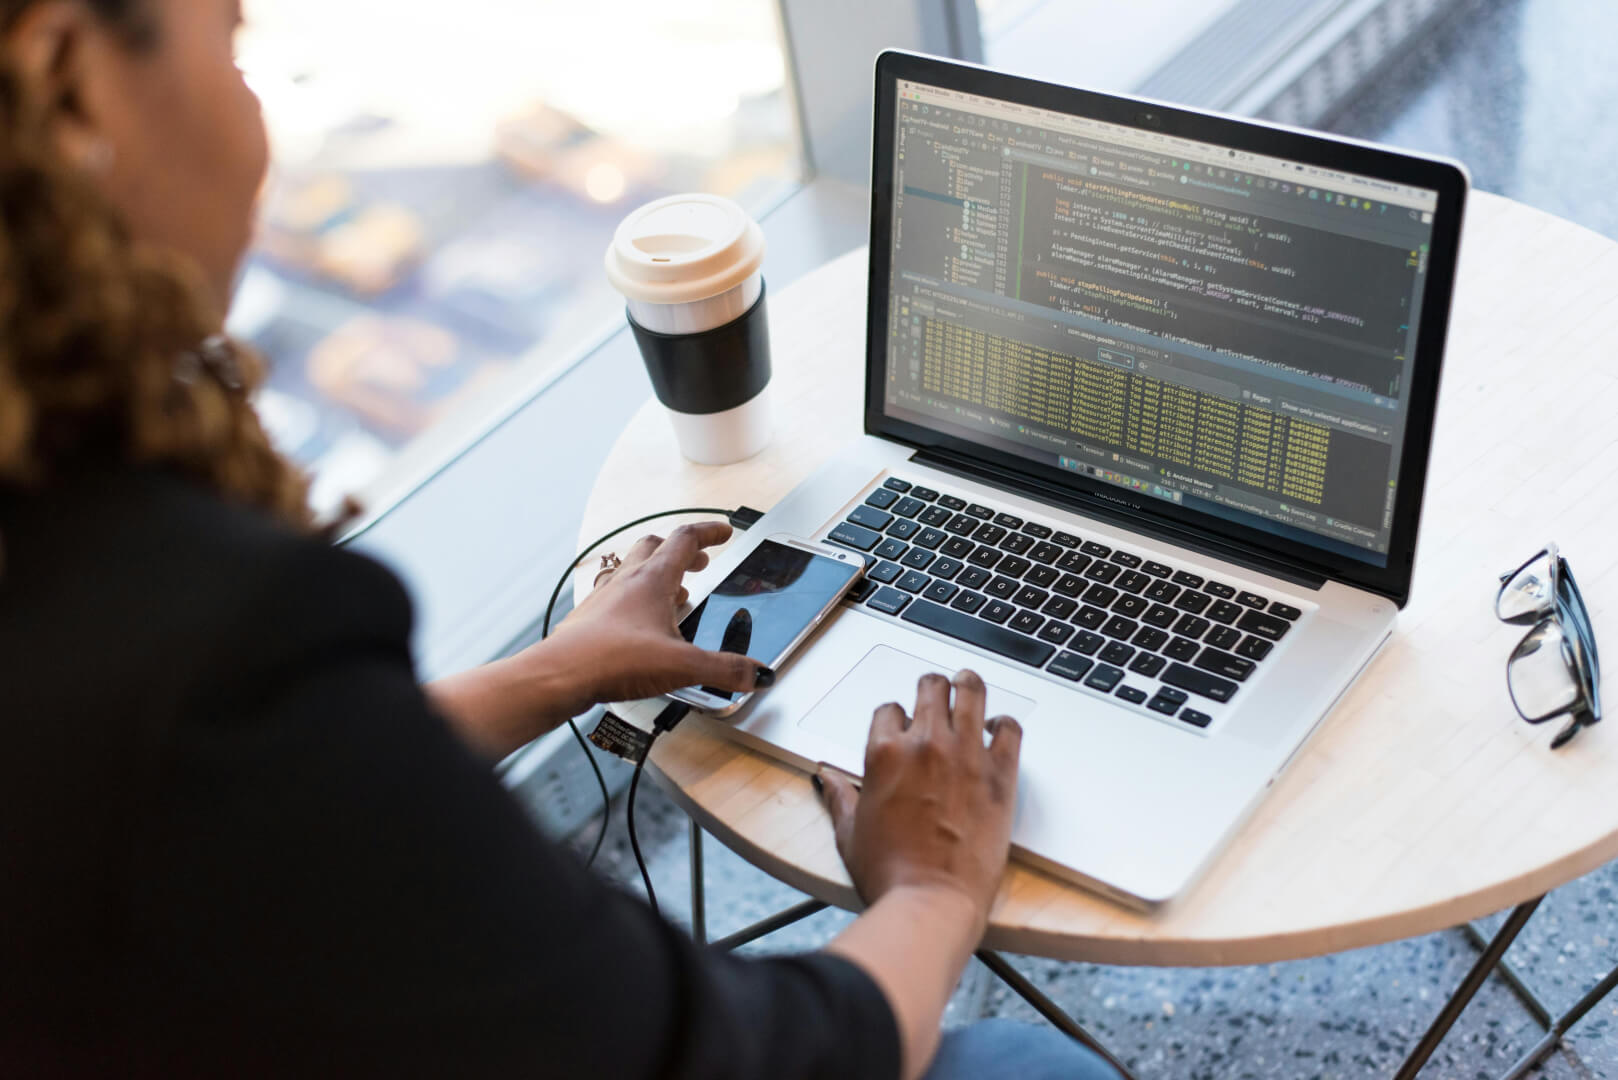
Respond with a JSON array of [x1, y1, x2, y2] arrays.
[[0, 0, 316, 559]]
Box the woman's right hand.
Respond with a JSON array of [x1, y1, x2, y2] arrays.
[[817, 670, 1022, 930]]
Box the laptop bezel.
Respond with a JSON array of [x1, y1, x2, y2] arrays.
[[862, 50, 1469, 608]]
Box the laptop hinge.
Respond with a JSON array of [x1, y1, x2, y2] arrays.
[[911, 447, 1330, 591]]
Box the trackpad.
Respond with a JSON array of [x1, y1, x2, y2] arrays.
[[799, 645, 1038, 752]]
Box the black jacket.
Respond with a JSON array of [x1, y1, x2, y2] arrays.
[[0, 465, 898, 1078]]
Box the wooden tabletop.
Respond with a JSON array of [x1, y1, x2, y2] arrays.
[[578, 191, 1618, 966]]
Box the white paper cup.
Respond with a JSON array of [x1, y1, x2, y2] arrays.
[[606, 194, 772, 465]]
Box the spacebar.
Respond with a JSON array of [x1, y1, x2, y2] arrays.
[[900, 600, 1056, 668]]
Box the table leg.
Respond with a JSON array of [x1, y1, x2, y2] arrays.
[[1460, 920, 1552, 1028], [689, 818, 707, 945], [1498, 959, 1618, 1080], [1393, 896, 1544, 1080], [711, 899, 829, 953], [976, 950, 1138, 1080]]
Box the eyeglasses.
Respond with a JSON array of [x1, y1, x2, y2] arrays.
[[1496, 543, 1602, 749]]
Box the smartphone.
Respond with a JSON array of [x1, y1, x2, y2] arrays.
[[667, 534, 865, 715]]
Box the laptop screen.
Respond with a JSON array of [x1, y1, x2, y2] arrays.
[[880, 78, 1442, 567]]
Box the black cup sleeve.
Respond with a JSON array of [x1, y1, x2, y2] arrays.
[[629, 285, 771, 416]]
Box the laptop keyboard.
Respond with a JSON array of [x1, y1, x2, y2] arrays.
[[829, 477, 1305, 732]]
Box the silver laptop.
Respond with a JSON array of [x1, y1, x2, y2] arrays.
[[707, 52, 1469, 909]]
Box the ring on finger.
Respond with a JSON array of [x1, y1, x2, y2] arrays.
[[594, 551, 622, 583]]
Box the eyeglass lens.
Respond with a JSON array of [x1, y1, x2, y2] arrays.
[[1507, 618, 1584, 722], [1498, 550, 1556, 623]]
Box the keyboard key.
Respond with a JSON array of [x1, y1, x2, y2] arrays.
[[950, 590, 987, 614], [1130, 653, 1167, 678], [946, 514, 979, 536], [1112, 594, 1149, 619], [910, 486, 940, 502], [968, 546, 1003, 570], [985, 576, 1020, 600], [1042, 596, 1078, 620], [1082, 584, 1119, 608], [828, 522, 881, 551], [1142, 561, 1173, 578], [867, 587, 912, 615], [1109, 550, 1143, 569], [900, 548, 936, 571], [966, 503, 995, 520], [1154, 686, 1189, 707], [1084, 664, 1125, 692], [982, 600, 1016, 624], [891, 496, 926, 518], [1025, 565, 1061, 589], [941, 536, 975, 559], [868, 561, 903, 584], [1023, 523, 1053, 540], [1116, 685, 1148, 705], [1236, 591, 1268, 609], [973, 523, 1007, 545], [1207, 600, 1243, 625], [930, 557, 964, 580], [1073, 606, 1108, 631], [1172, 570, 1205, 589], [848, 505, 894, 531], [1047, 651, 1094, 681], [937, 494, 967, 511], [923, 580, 958, 604], [914, 528, 947, 550], [919, 505, 954, 527], [1071, 630, 1106, 655], [994, 513, 1024, 529], [873, 538, 908, 562], [1083, 561, 1121, 584], [1145, 579, 1181, 603], [1268, 602, 1303, 621], [1009, 610, 1045, 635], [1051, 531, 1082, 549], [1081, 541, 1112, 559], [998, 555, 1033, 579], [1053, 573, 1086, 598], [1161, 662, 1239, 703], [1237, 635, 1274, 661], [1056, 550, 1092, 574], [1194, 647, 1256, 682], [1164, 636, 1200, 661], [1142, 603, 1177, 629], [1014, 585, 1050, 609], [1147, 693, 1181, 717], [957, 567, 992, 590], [1205, 626, 1242, 651], [1204, 581, 1236, 599], [1173, 614, 1211, 639], [896, 570, 931, 594], [1133, 626, 1170, 652], [1037, 620, 1075, 646], [1173, 590, 1211, 614], [1180, 708, 1213, 729], [1116, 570, 1151, 594], [886, 518, 920, 541], [1237, 609, 1293, 641], [1102, 615, 1139, 641], [866, 488, 899, 509], [1029, 541, 1064, 565], [848, 578, 876, 603], [883, 478, 912, 493], [1100, 640, 1135, 666], [1000, 533, 1034, 556], [901, 599, 1056, 667]]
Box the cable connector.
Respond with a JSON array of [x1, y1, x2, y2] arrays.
[[652, 700, 692, 735], [727, 506, 766, 531]]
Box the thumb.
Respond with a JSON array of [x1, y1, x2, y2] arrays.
[[675, 645, 775, 696], [816, 768, 860, 868]]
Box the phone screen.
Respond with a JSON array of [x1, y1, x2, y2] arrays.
[[678, 540, 861, 701]]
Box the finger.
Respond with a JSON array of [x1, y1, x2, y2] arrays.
[[674, 587, 690, 609], [817, 769, 860, 870], [986, 715, 1024, 779], [870, 701, 908, 741], [951, 669, 988, 746], [647, 521, 733, 575], [910, 672, 951, 739], [673, 644, 769, 695], [620, 534, 663, 571]]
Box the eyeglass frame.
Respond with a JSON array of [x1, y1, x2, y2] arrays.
[[1496, 542, 1602, 749]]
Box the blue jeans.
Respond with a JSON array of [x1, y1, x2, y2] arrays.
[[924, 1019, 1122, 1080]]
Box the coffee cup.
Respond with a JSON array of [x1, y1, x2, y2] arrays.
[[605, 194, 772, 465]]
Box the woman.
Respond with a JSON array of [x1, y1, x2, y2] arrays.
[[0, 2, 1118, 1077]]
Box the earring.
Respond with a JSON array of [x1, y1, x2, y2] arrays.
[[81, 138, 115, 174]]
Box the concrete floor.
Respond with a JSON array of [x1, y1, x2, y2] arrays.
[[525, 1, 1618, 1075]]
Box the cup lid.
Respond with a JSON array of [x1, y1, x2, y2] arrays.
[[604, 193, 765, 305]]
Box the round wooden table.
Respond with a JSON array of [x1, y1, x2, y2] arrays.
[[579, 192, 1617, 972]]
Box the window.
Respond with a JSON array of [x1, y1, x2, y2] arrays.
[[230, 0, 799, 515]]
